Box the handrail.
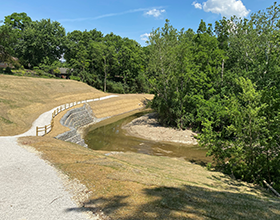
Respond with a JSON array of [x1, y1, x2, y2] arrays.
[[36, 98, 100, 136]]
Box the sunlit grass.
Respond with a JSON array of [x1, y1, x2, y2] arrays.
[[19, 136, 280, 219], [0, 74, 104, 135]]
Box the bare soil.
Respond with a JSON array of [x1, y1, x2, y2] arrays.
[[123, 112, 198, 145]]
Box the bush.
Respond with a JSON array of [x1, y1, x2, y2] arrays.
[[106, 81, 125, 93], [4, 67, 12, 74], [70, 75, 81, 81]]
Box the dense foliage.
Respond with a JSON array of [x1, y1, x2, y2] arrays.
[[0, 14, 148, 93], [1, 3, 280, 190], [64, 31, 147, 93], [146, 3, 280, 190]]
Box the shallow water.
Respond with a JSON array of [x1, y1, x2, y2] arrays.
[[84, 110, 211, 164]]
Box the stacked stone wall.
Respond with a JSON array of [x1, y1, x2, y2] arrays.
[[56, 103, 95, 147]]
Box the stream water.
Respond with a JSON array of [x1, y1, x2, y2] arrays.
[[84, 110, 211, 164]]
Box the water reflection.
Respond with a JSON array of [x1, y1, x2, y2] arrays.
[[85, 111, 210, 164]]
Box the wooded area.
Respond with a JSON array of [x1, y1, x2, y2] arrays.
[[1, 3, 280, 191]]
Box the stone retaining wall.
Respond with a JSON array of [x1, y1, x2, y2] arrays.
[[56, 103, 96, 147]]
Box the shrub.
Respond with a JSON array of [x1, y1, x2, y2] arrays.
[[70, 75, 81, 81], [106, 81, 125, 93], [4, 67, 12, 74]]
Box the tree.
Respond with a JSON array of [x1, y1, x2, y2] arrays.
[[4, 12, 32, 31], [198, 3, 280, 189], [100, 44, 116, 92], [0, 24, 17, 63], [198, 77, 279, 185], [147, 19, 226, 129], [146, 20, 180, 126], [16, 19, 66, 68], [116, 38, 146, 93]]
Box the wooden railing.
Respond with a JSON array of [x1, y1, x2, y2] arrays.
[[36, 119, 54, 136], [35, 100, 97, 136]]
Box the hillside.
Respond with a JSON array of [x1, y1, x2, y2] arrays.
[[1, 75, 279, 219], [0, 74, 105, 136]]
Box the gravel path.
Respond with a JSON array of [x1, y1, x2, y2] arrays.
[[0, 95, 117, 220]]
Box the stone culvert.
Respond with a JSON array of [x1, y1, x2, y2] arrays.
[[56, 103, 96, 147]]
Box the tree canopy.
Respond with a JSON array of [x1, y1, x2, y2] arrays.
[[146, 3, 280, 190]]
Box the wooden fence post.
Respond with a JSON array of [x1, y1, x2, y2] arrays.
[[45, 125, 47, 134], [36, 127, 38, 136]]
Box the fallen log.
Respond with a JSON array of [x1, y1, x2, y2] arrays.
[[263, 180, 280, 198]]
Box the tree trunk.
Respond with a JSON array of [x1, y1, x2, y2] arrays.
[[221, 59, 224, 82], [104, 70, 107, 93], [104, 58, 107, 93]]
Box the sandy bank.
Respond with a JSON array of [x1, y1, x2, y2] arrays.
[[122, 113, 198, 145]]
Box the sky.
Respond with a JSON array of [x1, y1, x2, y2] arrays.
[[0, 0, 277, 46]]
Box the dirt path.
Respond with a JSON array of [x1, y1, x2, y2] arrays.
[[123, 112, 198, 145], [0, 95, 118, 220]]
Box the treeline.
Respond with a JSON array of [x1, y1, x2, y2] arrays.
[[147, 3, 280, 190], [1, 3, 280, 190], [0, 12, 148, 93]]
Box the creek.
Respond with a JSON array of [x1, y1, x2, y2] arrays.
[[84, 110, 210, 164]]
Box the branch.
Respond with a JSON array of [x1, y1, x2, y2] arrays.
[[263, 180, 280, 198]]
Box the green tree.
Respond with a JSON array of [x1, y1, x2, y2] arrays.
[[16, 19, 66, 68], [147, 19, 180, 126], [101, 44, 116, 92], [116, 38, 146, 93], [4, 12, 32, 31], [198, 77, 279, 185], [0, 24, 17, 63], [147, 19, 225, 129]]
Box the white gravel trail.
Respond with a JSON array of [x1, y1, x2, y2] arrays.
[[0, 95, 117, 220]]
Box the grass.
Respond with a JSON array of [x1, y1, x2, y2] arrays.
[[0, 74, 105, 135], [0, 116, 13, 124], [88, 94, 152, 119], [18, 135, 280, 220], [0, 74, 153, 136]]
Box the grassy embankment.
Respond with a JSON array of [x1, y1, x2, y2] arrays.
[[1, 74, 279, 219], [0, 74, 106, 135]]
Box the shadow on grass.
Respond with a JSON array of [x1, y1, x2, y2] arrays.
[[141, 97, 152, 107], [206, 174, 267, 196], [65, 195, 128, 218], [65, 184, 279, 220]]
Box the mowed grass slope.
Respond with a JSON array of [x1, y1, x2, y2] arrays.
[[89, 94, 152, 119], [19, 136, 280, 219], [0, 74, 104, 135], [46, 95, 153, 138]]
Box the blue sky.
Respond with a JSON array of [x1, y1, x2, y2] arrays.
[[0, 0, 277, 45]]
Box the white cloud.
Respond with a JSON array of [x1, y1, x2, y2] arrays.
[[192, 0, 250, 18], [140, 33, 152, 41], [145, 9, 166, 18], [192, 1, 202, 9], [59, 7, 164, 22]]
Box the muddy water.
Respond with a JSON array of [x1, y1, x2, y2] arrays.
[[84, 110, 211, 164]]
